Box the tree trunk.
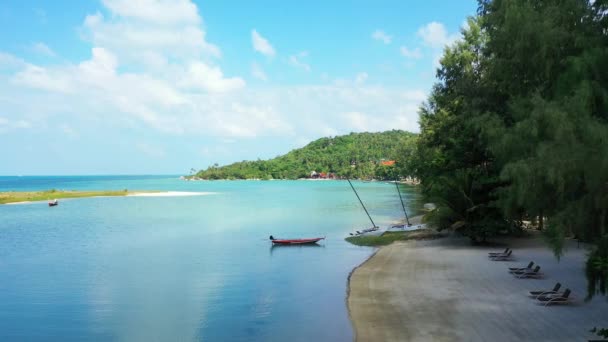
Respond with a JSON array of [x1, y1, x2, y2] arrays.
[[600, 208, 606, 238], [538, 211, 544, 231]]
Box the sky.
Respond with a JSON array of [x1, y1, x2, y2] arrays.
[[0, 0, 477, 175]]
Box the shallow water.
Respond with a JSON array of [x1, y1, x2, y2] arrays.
[[0, 176, 420, 341]]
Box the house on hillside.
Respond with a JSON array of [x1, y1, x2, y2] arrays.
[[381, 160, 396, 166], [309, 171, 336, 179]]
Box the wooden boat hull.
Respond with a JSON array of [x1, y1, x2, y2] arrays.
[[271, 237, 324, 245]]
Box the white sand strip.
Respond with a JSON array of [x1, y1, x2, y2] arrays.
[[127, 191, 217, 197], [348, 235, 608, 341]]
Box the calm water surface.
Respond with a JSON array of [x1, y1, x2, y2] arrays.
[[0, 176, 420, 341]]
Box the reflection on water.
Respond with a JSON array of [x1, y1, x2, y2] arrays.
[[0, 178, 421, 341], [269, 243, 325, 255]]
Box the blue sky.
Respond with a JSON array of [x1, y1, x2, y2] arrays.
[[0, 0, 477, 175]]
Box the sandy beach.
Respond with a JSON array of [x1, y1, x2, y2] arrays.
[[348, 233, 608, 341]]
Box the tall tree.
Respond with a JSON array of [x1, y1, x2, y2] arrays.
[[410, 17, 509, 242], [478, 0, 608, 253]]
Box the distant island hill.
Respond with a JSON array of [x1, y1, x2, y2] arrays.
[[185, 130, 419, 182]]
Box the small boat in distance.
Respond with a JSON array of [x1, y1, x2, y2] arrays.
[[269, 235, 325, 245], [48, 199, 59, 207]]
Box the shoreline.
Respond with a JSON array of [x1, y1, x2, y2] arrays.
[[346, 233, 608, 341], [345, 247, 380, 340], [182, 177, 420, 184]]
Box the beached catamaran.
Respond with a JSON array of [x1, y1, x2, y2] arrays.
[[347, 178, 379, 235], [391, 180, 411, 228]]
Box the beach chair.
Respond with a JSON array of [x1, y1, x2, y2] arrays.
[[529, 282, 561, 298], [490, 250, 513, 261], [513, 266, 543, 278], [537, 289, 572, 306], [488, 247, 509, 256], [509, 261, 534, 273], [488, 249, 511, 258]]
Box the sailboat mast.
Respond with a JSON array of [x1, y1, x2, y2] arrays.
[[347, 178, 377, 228], [394, 180, 411, 226]]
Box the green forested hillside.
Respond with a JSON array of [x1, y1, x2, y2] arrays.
[[192, 130, 417, 180]]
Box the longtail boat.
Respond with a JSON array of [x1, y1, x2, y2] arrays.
[[269, 235, 325, 245]]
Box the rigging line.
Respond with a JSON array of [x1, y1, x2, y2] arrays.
[[394, 179, 411, 226], [347, 178, 377, 228]]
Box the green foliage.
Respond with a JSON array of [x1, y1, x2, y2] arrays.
[[193, 131, 417, 180], [543, 222, 567, 260], [477, 0, 608, 253], [411, 0, 608, 248], [410, 3, 608, 339], [586, 236, 608, 301], [590, 327, 608, 339], [408, 16, 506, 242]]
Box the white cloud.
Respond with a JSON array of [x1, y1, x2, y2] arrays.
[[4, 64, 424, 138], [432, 52, 443, 68], [200, 145, 229, 157], [0, 52, 26, 71], [9, 42, 246, 133], [101, 0, 201, 25], [82, 1, 221, 64], [5, 0, 253, 135], [30, 42, 56, 57], [13, 120, 31, 129], [288, 52, 310, 72], [251, 62, 268, 81], [12, 64, 74, 93], [401, 90, 427, 102], [264, 85, 423, 134], [342, 111, 369, 131], [417, 22, 459, 48], [180, 61, 245, 92], [251, 30, 275, 57], [355, 72, 368, 85], [0, 116, 31, 133], [400, 46, 422, 59], [0, 0, 426, 145], [371, 30, 392, 44], [136, 142, 166, 158]]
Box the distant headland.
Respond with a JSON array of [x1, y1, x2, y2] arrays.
[[184, 130, 419, 182]]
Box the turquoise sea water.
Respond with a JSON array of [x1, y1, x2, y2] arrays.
[[0, 176, 420, 341]]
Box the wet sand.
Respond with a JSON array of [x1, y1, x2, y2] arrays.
[[348, 234, 608, 341]]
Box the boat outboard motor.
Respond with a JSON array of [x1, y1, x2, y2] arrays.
[[269, 235, 274, 240]]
